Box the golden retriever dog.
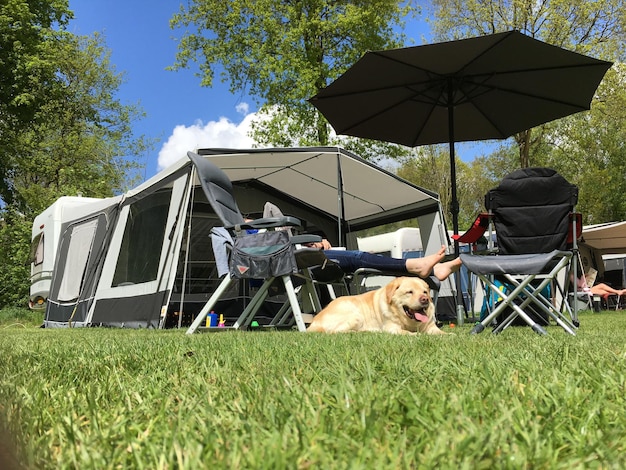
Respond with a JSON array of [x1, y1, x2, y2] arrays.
[[307, 276, 444, 335]]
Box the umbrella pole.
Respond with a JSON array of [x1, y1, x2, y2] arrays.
[[448, 96, 465, 324]]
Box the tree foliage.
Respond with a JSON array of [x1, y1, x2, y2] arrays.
[[421, 0, 626, 226], [0, 0, 72, 129], [5, 33, 148, 216], [170, 0, 413, 159], [396, 146, 516, 229], [0, 1, 149, 307], [428, 0, 626, 168], [541, 65, 626, 223], [0, 210, 31, 307]]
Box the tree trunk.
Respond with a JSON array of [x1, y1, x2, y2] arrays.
[[317, 117, 329, 146], [516, 129, 531, 168]]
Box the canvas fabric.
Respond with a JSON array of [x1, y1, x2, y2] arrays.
[[229, 230, 297, 279]]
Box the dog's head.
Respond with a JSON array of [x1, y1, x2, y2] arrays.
[[384, 277, 435, 325]]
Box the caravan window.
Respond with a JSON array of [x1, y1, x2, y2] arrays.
[[30, 233, 44, 266], [58, 219, 99, 302], [113, 189, 171, 286]]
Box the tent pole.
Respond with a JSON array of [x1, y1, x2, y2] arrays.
[[177, 173, 196, 329], [336, 153, 346, 247]]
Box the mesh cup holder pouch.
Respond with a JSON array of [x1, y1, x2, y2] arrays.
[[229, 230, 297, 279]]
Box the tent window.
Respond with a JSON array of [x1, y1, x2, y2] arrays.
[[58, 219, 99, 302], [113, 189, 171, 286], [30, 233, 44, 265]]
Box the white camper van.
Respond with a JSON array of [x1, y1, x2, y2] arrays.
[[357, 227, 478, 319], [357, 227, 424, 258], [29, 196, 102, 309]]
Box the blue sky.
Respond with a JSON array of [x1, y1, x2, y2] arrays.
[[68, 2, 485, 180], [69, 0, 260, 178]]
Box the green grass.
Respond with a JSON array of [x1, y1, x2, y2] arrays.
[[0, 306, 43, 328], [1, 309, 625, 469]]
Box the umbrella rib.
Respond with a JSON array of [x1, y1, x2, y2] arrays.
[[335, 93, 424, 134], [322, 53, 608, 106], [312, 31, 610, 149]]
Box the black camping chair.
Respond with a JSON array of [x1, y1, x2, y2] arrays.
[[459, 168, 580, 336], [185, 151, 341, 333]]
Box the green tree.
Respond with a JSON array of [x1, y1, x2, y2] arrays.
[[1, 0, 72, 199], [0, 2, 150, 307], [0, 211, 31, 307], [428, 0, 626, 168], [542, 65, 626, 224], [6, 33, 148, 216], [396, 147, 467, 227], [169, 0, 413, 159], [0, 0, 72, 127], [396, 143, 520, 230]]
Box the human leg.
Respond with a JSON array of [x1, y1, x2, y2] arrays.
[[404, 246, 447, 277], [324, 246, 448, 278], [324, 250, 408, 273], [590, 283, 623, 296], [432, 257, 462, 281]]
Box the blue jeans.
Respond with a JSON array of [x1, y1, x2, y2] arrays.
[[323, 250, 407, 274]]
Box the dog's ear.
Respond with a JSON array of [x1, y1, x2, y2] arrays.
[[384, 277, 402, 303]]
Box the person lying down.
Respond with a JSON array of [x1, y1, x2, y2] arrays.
[[266, 200, 462, 281], [304, 238, 461, 281]]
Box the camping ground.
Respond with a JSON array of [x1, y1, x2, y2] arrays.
[[1, 308, 625, 468]]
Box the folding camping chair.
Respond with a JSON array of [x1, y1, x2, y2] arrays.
[[185, 151, 340, 334], [256, 201, 443, 311], [605, 294, 626, 310], [459, 168, 580, 336]]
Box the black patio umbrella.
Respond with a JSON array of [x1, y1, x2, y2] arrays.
[[309, 30, 612, 242]]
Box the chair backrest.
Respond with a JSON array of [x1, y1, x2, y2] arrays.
[[187, 151, 246, 228], [486, 167, 578, 255]]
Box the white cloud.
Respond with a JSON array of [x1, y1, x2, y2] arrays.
[[235, 102, 249, 115], [157, 111, 258, 170]]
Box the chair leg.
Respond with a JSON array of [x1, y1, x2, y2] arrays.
[[282, 275, 307, 332], [186, 276, 234, 334], [470, 274, 559, 336], [233, 279, 275, 329]]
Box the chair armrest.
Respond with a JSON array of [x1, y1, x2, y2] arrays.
[[291, 234, 322, 245], [226, 216, 302, 232], [452, 212, 491, 244]]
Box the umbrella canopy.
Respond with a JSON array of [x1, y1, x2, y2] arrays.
[[309, 30, 613, 238]]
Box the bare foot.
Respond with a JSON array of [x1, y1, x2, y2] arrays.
[[405, 246, 446, 277], [433, 257, 462, 281]]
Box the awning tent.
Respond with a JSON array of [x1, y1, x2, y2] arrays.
[[581, 221, 626, 256], [579, 221, 626, 285], [195, 147, 444, 246], [39, 147, 455, 328]]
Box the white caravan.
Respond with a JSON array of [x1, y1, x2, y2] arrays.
[[29, 196, 105, 309]]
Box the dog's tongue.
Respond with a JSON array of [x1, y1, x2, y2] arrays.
[[413, 311, 429, 323]]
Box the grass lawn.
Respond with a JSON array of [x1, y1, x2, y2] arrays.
[[1, 307, 625, 469]]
